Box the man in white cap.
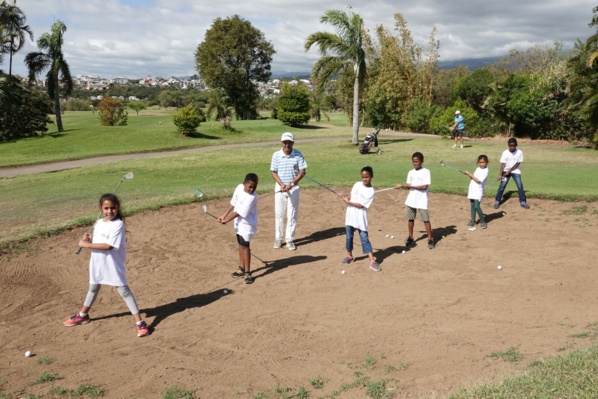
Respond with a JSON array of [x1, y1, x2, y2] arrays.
[[449, 110, 465, 149], [270, 132, 308, 250]]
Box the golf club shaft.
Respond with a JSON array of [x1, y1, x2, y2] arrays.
[[375, 187, 395, 193], [441, 162, 462, 173], [202, 207, 266, 265], [76, 173, 133, 255], [300, 173, 337, 195]]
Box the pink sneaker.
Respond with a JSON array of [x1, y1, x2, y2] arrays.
[[63, 313, 90, 327], [136, 321, 149, 337]]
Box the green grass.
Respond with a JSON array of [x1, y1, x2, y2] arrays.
[[488, 346, 525, 363], [31, 371, 61, 385], [1, 132, 597, 246], [162, 386, 196, 399], [0, 108, 351, 167]]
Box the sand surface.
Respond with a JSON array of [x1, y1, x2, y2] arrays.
[[1, 190, 597, 398]]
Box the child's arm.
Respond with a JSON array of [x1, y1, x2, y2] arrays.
[[394, 183, 428, 191], [504, 162, 520, 176], [463, 170, 482, 184], [78, 232, 113, 250], [217, 204, 236, 224], [337, 193, 365, 208], [498, 163, 506, 179]]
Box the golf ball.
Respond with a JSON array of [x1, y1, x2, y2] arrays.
[[223, 289, 228, 294], [391, 236, 395, 239], [402, 250, 406, 254], [497, 265, 502, 270], [385, 234, 389, 238], [342, 270, 346, 274], [25, 351, 32, 357]]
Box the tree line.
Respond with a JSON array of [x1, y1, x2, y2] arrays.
[[2, 2, 597, 146]]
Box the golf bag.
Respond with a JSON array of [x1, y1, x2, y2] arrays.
[[359, 128, 381, 154]]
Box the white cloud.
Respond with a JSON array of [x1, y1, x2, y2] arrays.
[[5, 0, 596, 78]]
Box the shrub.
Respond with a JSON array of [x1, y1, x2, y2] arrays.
[[0, 87, 53, 141], [277, 83, 311, 126], [62, 98, 93, 111], [173, 104, 206, 136], [97, 95, 128, 126]]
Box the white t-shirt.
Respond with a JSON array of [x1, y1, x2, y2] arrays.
[[500, 148, 523, 174], [467, 167, 489, 201], [231, 183, 258, 241], [345, 182, 375, 231], [404, 168, 431, 209], [89, 218, 127, 286]]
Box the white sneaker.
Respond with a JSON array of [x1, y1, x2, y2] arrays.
[[273, 240, 282, 249], [287, 242, 296, 251], [460, 145, 463, 149], [452, 144, 456, 148]]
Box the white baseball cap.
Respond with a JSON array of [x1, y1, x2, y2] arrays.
[[455, 110, 461, 115], [281, 132, 294, 142]]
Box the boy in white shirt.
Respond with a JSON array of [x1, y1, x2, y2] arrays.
[[395, 152, 435, 249], [494, 138, 530, 209], [338, 166, 380, 272], [218, 173, 259, 284]]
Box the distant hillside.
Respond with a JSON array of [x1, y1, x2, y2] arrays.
[[271, 57, 504, 79], [438, 56, 503, 70]]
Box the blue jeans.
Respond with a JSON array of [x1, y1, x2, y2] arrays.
[[346, 226, 372, 254], [495, 173, 526, 204]]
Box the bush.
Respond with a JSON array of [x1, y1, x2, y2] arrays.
[[405, 98, 442, 133], [277, 83, 311, 126], [173, 104, 206, 136], [62, 98, 93, 111], [0, 87, 53, 141], [97, 95, 128, 126]]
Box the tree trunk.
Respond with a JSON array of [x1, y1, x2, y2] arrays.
[[54, 84, 64, 132], [351, 68, 360, 145]]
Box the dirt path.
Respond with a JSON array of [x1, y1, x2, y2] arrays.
[[0, 132, 440, 178]]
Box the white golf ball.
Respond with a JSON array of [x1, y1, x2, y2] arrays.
[[497, 265, 502, 270], [25, 351, 32, 357], [385, 234, 389, 238], [391, 236, 395, 239], [402, 250, 406, 254], [223, 289, 228, 294], [341, 270, 346, 274]]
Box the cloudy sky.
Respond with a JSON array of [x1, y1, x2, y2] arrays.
[[5, 0, 597, 79]]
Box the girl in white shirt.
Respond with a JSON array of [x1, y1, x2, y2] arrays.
[[463, 155, 489, 229], [338, 166, 380, 272]]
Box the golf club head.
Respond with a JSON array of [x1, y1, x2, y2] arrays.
[[194, 188, 205, 198], [202, 205, 208, 213], [124, 172, 134, 180], [440, 160, 445, 166]]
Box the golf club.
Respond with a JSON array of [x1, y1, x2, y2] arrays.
[[299, 172, 337, 195], [194, 187, 205, 198], [76, 172, 134, 254], [375, 187, 396, 193], [484, 178, 501, 191], [202, 204, 219, 219], [439, 160, 463, 173], [201, 204, 267, 265]]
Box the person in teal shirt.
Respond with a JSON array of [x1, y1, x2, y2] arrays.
[[449, 110, 465, 148]]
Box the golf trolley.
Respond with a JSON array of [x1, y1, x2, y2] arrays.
[[359, 127, 381, 155]]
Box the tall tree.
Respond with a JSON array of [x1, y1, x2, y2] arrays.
[[24, 20, 73, 132], [305, 8, 367, 145], [195, 15, 275, 120], [0, 0, 33, 78]]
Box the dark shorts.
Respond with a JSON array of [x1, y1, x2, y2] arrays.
[[236, 234, 251, 247], [454, 129, 465, 138]]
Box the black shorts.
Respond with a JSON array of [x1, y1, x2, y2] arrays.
[[454, 129, 465, 138], [236, 234, 251, 247]]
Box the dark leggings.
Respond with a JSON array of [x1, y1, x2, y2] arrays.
[[470, 199, 485, 222]]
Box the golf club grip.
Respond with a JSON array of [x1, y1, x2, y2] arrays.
[[75, 246, 83, 255]]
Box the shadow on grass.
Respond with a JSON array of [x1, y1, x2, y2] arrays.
[[186, 131, 221, 139]]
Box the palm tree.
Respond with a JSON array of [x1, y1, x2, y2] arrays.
[[0, 1, 33, 78], [24, 20, 72, 132], [305, 8, 367, 145]]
